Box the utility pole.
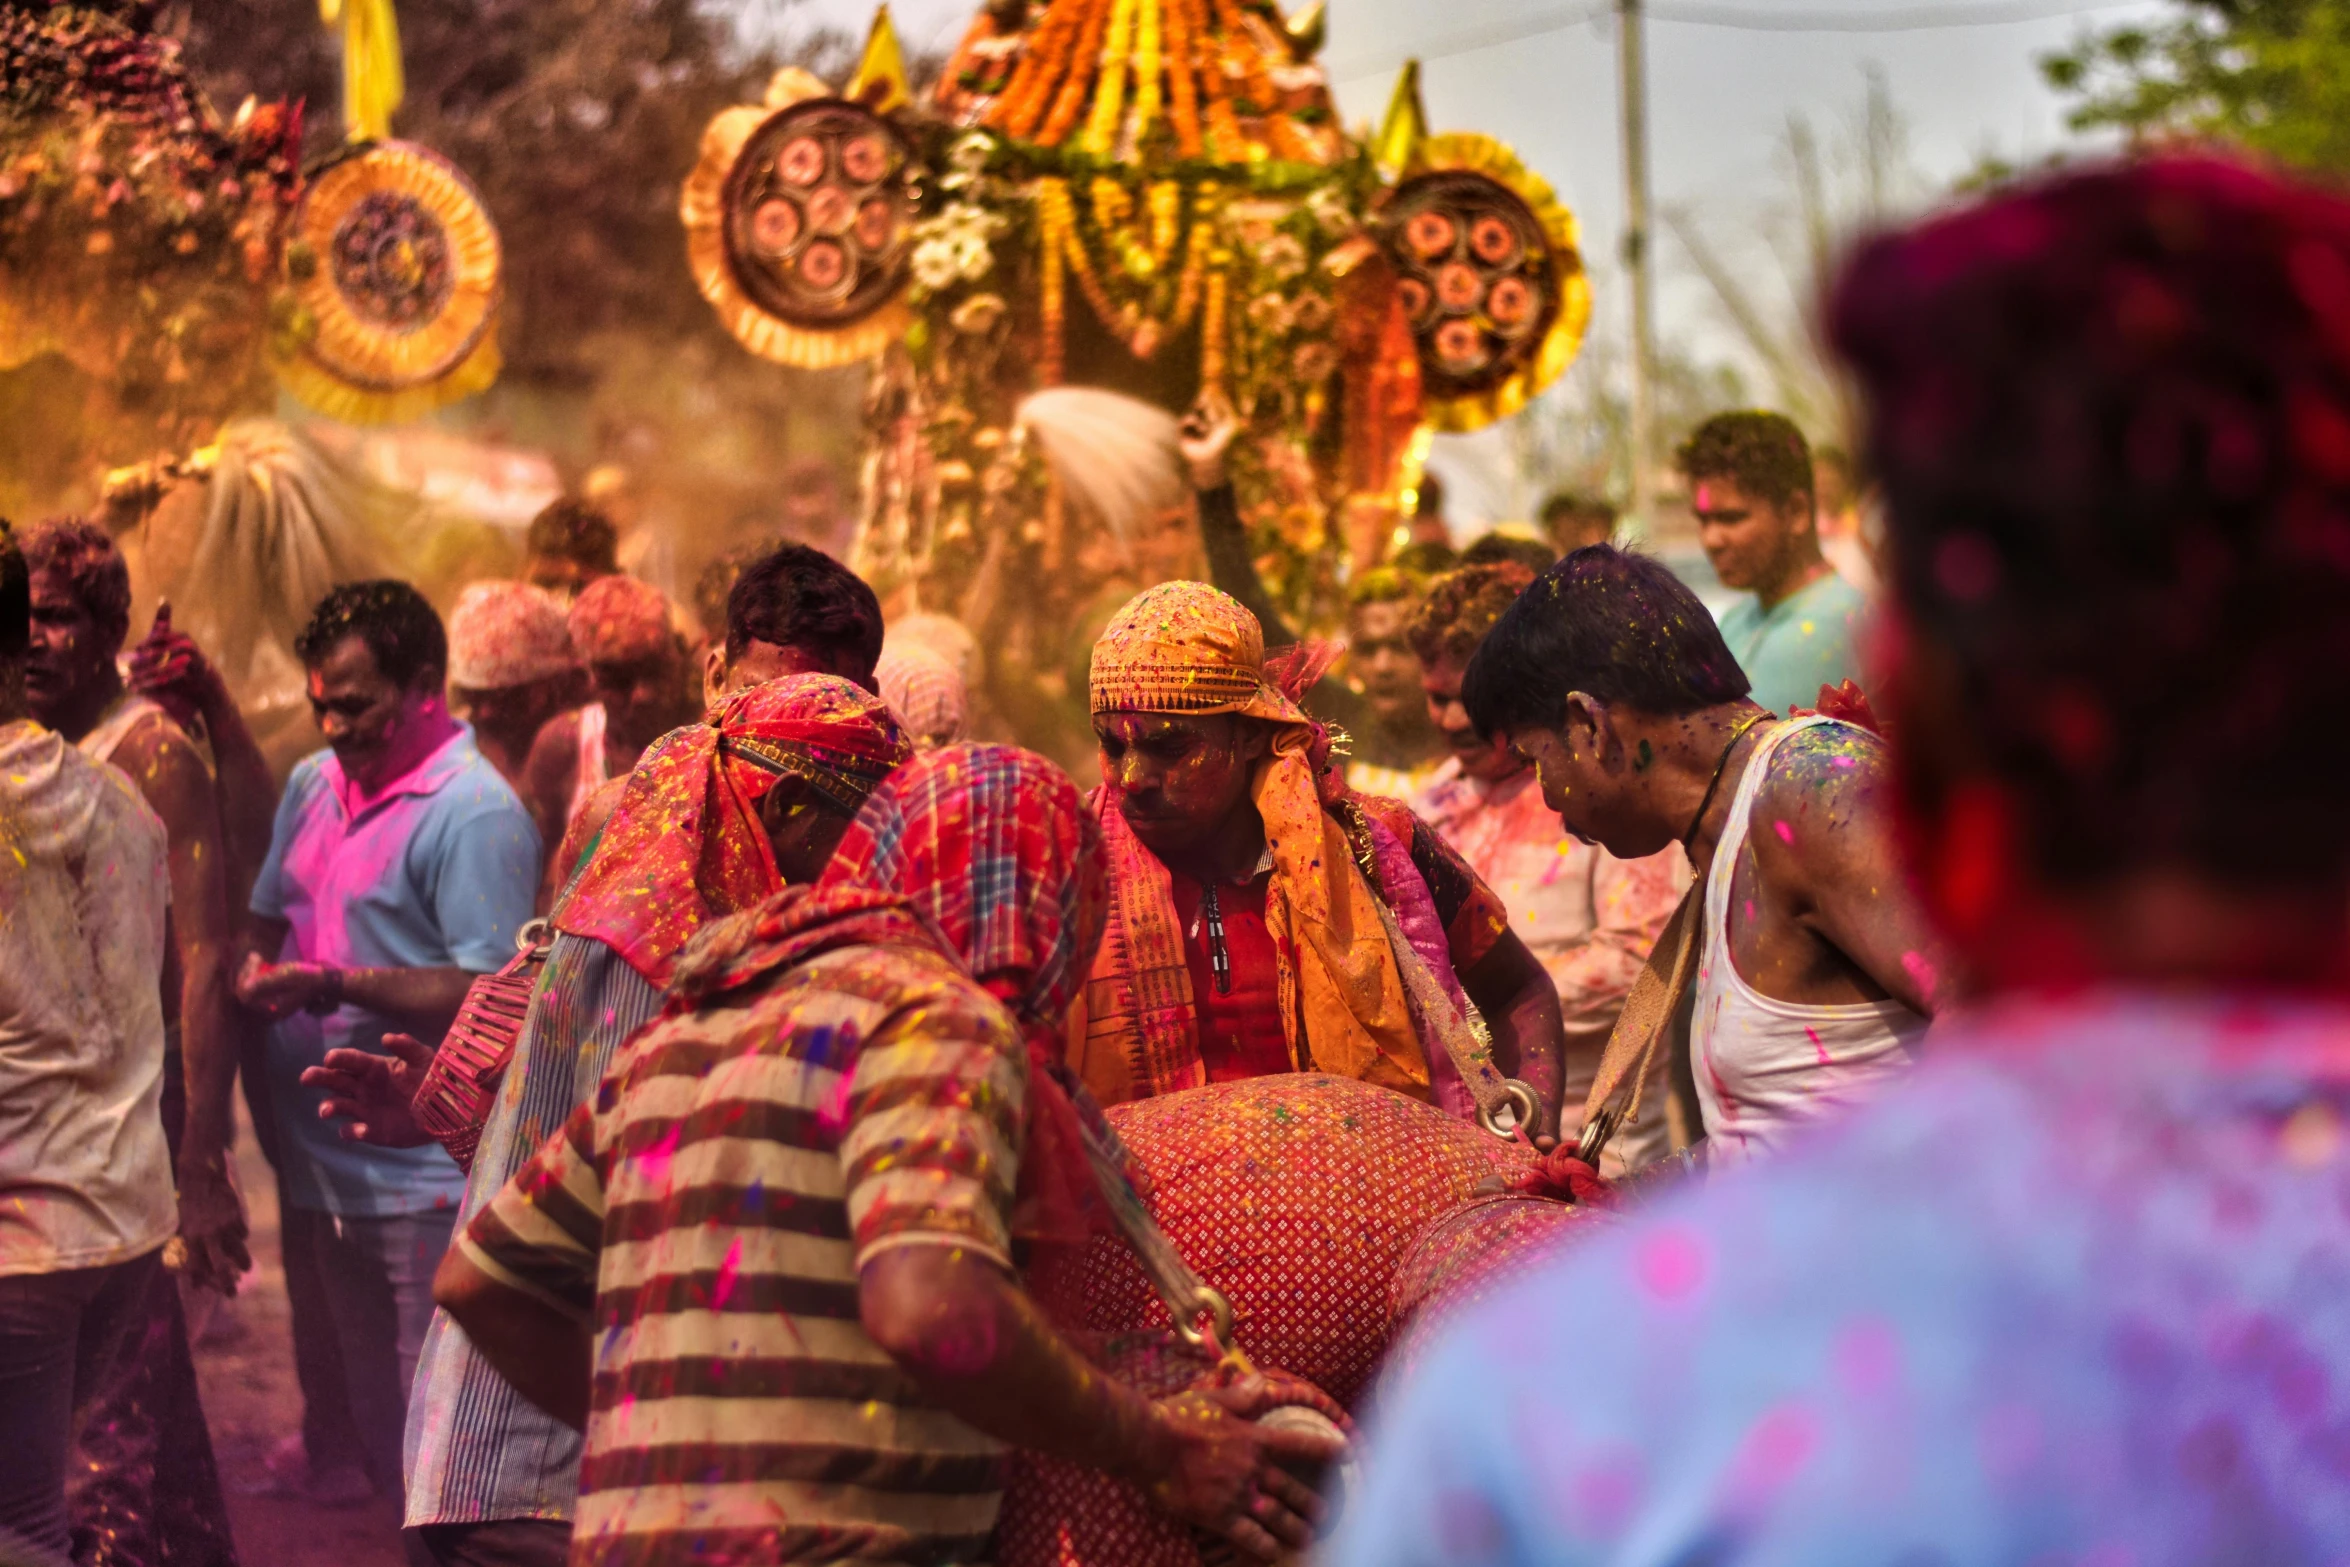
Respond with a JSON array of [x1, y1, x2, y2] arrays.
[[1617, 0, 1657, 532]]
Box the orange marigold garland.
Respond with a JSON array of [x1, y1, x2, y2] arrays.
[[1041, 0, 1112, 147], [989, 0, 1074, 140], [1165, 0, 1203, 158]]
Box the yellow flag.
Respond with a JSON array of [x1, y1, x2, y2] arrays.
[[846, 5, 913, 115], [325, 0, 404, 143], [1373, 60, 1427, 182]]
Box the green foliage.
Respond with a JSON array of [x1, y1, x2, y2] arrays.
[[2044, 0, 2350, 170]]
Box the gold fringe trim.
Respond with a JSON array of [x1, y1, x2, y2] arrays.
[[273, 319, 501, 426]]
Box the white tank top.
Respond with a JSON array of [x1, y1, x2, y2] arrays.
[[1692, 715, 1927, 1167]]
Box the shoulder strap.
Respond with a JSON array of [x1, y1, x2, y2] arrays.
[[1573, 883, 1703, 1165]]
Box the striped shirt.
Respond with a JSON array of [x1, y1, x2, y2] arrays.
[[460, 935, 1027, 1567], [405, 931, 664, 1527]]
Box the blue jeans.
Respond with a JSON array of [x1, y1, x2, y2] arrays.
[[284, 1208, 458, 1504]]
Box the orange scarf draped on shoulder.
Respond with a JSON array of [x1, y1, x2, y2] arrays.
[[1072, 581, 1437, 1107]]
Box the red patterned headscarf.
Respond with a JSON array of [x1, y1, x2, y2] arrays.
[[555, 674, 911, 986], [820, 742, 1115, 1251], [821, 743, 1106, 1032]]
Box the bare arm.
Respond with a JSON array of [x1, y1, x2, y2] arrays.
[[126, 605, 277, 904], [518, 713, 581, 868], [121, 722, 251, 1293], [434, 1247, 594, 1428], [1757, 730, 1951, 1017], [861, 1245, 1337, 1560], [236, 946, 478, 1042], [1459, 930, 1566, 1142]]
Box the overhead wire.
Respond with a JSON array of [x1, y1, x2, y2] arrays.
[[1330, 0, 2147, 81]]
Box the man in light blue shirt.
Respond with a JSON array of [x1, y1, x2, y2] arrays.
[[235, 580, 538, 1520], [1682, 410, 1870, 715]]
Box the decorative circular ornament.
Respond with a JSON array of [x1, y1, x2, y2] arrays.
[[273, 140, 503, 425], [1378, 133, 1590, 433], [682, 83, 916, 370]]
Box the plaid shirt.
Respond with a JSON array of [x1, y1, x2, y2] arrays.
[[403, 931, 663, 1527]]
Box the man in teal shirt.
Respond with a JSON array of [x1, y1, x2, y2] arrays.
[[1682, 410, 1870, 714]]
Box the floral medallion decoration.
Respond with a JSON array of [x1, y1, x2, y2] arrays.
[[684, 69, 919, 370], [272, 139, 503, 425], [1378, 132, 1586, 433], [686, 1, 1588, 649]]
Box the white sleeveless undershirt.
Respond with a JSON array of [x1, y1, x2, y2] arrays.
[[568, 700, 609, 829], [1692, 715, 1928, 1168]]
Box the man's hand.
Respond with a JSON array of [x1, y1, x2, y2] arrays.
[[127, 602, 232, 731], [173, 1157, 252, 1296], [1141, 1376, 1343, 1561], [1179, 388, 1243, 492], [299, 1033, 435, 1148], [236, 950, 341, 1020]]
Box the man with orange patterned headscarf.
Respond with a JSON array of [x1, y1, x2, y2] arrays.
[[1077, 581, 1569, 1138]]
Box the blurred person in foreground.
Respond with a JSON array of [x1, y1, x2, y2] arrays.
[[444, 581, 582, 791], [21, 520, 248, 1564], [1075, 580, 1569, 1136], [517, 499, 618, 606], [233, 581, 539, 1515], [0, 522, 174, 1559], [1408, 563, 1686, 1170], [306, 676, 912, 1567], [1459, 547, 1941, 1168], [1334, 155, 2350, 1563], [518, 576, 696, 865], [436, 745, 1340, 1565], [1685, 411, 1872, 716]]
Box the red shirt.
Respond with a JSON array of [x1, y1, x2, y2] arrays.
[[1168, 870, 1292, 1082]]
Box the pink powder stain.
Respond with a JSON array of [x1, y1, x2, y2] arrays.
[[1806, 1025, 1830, 1066], [1773, 819, 1795, 844], [1727, 1403, 1821, 1504], [1568, 1456, 1645, 1539], [1832, 1317, 1902, 1398], [711, 1234, 744, 1310], [1632, 1227, 1711, 1304], [1901, 949, 1939, 1002], [631, 1121, 682, 1183], [1831, 756, 1857, 769]]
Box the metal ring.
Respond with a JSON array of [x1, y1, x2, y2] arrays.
[[1170, 1283, 1236, 1351], [1574, 1105, 1620, 1167], [514, 918, 553, 953], [1476, 1079, 1542, 1141]]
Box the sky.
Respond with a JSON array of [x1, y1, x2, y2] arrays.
[[735, 0, 2176, 525]]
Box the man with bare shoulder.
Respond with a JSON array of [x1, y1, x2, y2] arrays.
[[1462, 545, 1947, 1167]]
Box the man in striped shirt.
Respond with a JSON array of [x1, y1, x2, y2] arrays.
[[434, 745, 1336, 1566], [305, 574, 903, 1567]]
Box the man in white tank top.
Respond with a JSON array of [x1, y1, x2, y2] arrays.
[[1460, 546, 1950, 1168]]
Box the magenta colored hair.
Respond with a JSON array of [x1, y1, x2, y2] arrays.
[[1831, 154, 2350, 888]]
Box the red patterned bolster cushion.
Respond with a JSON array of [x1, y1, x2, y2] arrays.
[[1026, 1073, 1534, 1411], [1386, 1193, 1615, 1375], [993, 1337, 1352, 1567]]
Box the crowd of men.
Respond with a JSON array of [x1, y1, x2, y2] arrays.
[[3, 149, 2344, 1567]]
